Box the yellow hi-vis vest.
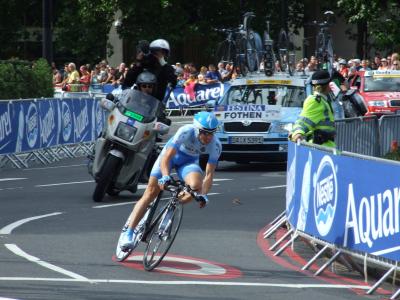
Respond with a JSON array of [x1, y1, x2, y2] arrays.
[[291, 92, 336, 147]]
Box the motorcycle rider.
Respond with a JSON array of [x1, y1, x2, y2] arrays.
[[136, 70, 157, 96], [120, 111, 221, 250], [122, 39, 177, 102]]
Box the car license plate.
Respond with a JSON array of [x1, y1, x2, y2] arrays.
[[230, 136, 263, 144]]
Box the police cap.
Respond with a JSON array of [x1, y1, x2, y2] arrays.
[[311, 70, 331, 85]]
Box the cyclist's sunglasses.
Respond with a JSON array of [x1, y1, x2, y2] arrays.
[[140, 84, 154, 89], [199, 129, 215, 136]]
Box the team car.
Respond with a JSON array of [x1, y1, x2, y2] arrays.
[[345, 70, 400, 116], [208, 73, 308, 164]]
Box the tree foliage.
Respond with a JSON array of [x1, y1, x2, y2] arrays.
[[0, 0, 306, 65], [53, 0, 117, 65], [337, 0, 400, 52], [0, 58, 52, 99]]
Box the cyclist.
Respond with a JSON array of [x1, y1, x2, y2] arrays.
[[291, 70, 336, 147], [121, 111, 221, 250]]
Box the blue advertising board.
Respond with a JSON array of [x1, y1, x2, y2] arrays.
[[0, 97, 107, 155], [286, 142, 400, 261]]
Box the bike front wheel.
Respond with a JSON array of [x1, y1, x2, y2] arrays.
[[143, 203, 183, 271]]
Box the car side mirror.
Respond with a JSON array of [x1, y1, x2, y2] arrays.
[[153, 122, 170, 135]]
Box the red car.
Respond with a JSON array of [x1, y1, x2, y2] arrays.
[[347, 70, 400, 116]]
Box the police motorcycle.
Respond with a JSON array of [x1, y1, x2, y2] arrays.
[[89, 89, 170, 202]]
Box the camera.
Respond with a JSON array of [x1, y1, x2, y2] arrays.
[[136, 40, 150, 56]]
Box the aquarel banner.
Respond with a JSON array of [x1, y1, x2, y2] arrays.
[[286, 141, 400, 261], [0, 98, 106, 155], [165, 82, 230, 109]]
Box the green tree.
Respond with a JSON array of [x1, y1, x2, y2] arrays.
[[116, 0, 305, 65], [337, 0, 400, 55], [54, 0, 117, 65]]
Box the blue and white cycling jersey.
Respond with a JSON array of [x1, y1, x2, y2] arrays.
[[150, 124, 221, 179]]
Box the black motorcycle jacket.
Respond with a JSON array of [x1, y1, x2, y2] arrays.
[[122, 54, 177, 102]]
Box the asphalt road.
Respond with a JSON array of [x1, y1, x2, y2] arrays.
[[0, 117, 391, 300]]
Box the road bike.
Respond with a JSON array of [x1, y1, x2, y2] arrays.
[[262, 19, 275, 76], [276, 28, 296, 75], [215, 12, 262, 76], [115, 177, 203, 271], [312, 11, 335, 73]]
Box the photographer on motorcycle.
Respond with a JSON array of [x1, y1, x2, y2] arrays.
[[122, 39, 177, 102]]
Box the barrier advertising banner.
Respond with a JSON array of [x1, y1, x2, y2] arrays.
[[286, 142, 400, 261], [165, 82, 230, 109], [0, 98, 105, 156]]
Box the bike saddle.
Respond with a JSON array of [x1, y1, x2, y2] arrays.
[[244, 11, 255, 17]]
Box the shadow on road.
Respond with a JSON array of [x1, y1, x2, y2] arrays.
[[217, 161, 287, 173]]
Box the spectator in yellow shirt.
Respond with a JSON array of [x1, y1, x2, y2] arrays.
[[67, 63, 80, 84]]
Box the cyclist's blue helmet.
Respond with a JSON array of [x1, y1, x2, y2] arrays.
[[193, 111, 219, 133]]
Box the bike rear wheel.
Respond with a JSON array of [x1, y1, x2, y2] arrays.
[[143, 202, 183, 271], [115, 216, 135, 262], [236, 37, 249, 76], [216, 40, 236, 65], [246, 32, 259, 72], [115, 192, 163, 262]]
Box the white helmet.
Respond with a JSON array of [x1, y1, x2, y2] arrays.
[[149, 39, 170, 56]]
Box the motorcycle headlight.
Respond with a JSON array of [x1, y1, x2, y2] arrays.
[[270, 122, 293, 134], [115, 122, 137, 142]]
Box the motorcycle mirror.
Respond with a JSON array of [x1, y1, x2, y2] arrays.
[[105, 93, 115, 101], [153, 122, 170, 135], [100, 98, 116, 111]]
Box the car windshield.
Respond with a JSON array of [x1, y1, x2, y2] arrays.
[[221, 84, 306, 107], [118, 89, 160, 120], [364, 77, 400, 92]]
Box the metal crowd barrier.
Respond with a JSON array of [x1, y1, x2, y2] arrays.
[[0, 143, 94, 169], [335, 116, 380, 157], [267, 142, 400, 299], [335, 115, 400, 158], [379, 115, 400, 156]]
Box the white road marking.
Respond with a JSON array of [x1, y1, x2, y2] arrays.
[[93, 201, 138, 208], [213, 178, 232, 182], [0, 212, 63, 235], [0, 178, 27, 182], [0, 277, 372, 289], [35, 180, 93, 187], [4, 244, 88, 280], [22, 164, 86, 171], [0, 187, 23, 191], [128, 254, 226, 276], [259, 185, 286, 190]]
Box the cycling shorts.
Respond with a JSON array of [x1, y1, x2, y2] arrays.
[[150, 150, 203, 180]]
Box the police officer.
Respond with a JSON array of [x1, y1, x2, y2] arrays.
[[291, 70, 336, 147], [123, 39, 177, 102]]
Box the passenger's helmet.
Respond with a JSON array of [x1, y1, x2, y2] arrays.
[[311, 70, 331, 85], [149, 39, 170, 57], [193, 111, 219, 133], [136, 71, 157, 86]]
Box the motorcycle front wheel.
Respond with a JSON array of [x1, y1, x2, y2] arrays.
[[93, 155, 121, 202]]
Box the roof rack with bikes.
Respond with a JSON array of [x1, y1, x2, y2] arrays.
[[215, 11, 298, 78]]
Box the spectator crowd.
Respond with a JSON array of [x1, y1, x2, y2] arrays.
[[52, 52, 400, 95]]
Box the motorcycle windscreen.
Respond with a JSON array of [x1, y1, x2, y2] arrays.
[[119, 89, 160, 123]]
